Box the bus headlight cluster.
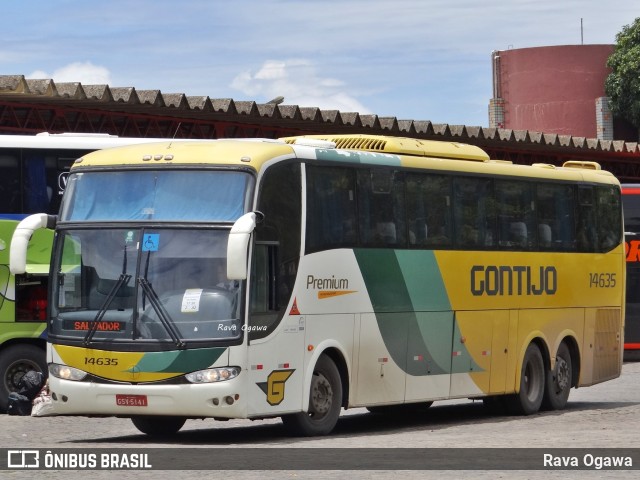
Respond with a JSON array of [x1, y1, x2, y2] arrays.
[[185, 367, 240, 384], [49, 363, 88, 381]]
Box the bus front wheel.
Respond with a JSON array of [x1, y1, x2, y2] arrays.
[[506, 342, 545, 415], [542, 342, 572, 410], [281, 354, 342, 436], [131, 416, 186, 436]]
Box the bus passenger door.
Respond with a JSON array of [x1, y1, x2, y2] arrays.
[[353, 313, 407, 406], [245, 242, 306, 416]]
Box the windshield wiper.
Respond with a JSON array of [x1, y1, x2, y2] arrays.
[[84, 274, 132, 345], [138, 277, 185, 348]]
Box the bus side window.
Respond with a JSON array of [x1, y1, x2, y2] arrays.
[[577, 186, 597, 252], [406, 173, 452, 248], [306, 165, 356, 251], [536, 183, 576, 251], [453, 177, 495, 249], [596, 186, 622, 252], [495, 180, 535, 250], [357, 168, 406, 247]]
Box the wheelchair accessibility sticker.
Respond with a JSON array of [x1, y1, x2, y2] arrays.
[[142, 234, 159, 252]]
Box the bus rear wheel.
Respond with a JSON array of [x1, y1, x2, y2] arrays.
[[506, 342, 545, 415], [542, 342, 572, 410], [281, 355, 342, 436], [131, 416, 186, 436]]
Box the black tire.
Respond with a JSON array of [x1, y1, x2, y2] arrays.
[[131, 416, 186, 436], [506, 342, 545, 415], [0, 344, 47, 412], [281, 355, 342, 436], [542, 342, 572, 410], [367, 402, 433, 416]]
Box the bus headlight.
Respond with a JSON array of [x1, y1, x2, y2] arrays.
[[185, 367, 240, 384], [49, 363, 88, 381]]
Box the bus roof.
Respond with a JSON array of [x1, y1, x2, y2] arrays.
[[0, 132, 170, 150], [281, 134, 490, 162], [71, 138, 294, 170], [70, 134, 620, 186]]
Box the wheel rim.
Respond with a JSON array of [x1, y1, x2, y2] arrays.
[[4, 360, 40, 392], [554, 356, 570, 392], [309, 372, 333, 418], [523, 359, 542, 402]]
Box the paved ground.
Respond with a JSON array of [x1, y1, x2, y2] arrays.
[[1, 362, 638, 479]]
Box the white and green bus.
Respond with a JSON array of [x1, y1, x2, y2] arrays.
[[11, 135, 624, 435]]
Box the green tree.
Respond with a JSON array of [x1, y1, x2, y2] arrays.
[[605, 18, 640, 129]]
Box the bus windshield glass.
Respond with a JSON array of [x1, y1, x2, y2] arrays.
[[60, 170, 252, 222], [50, 228, 242, 345]]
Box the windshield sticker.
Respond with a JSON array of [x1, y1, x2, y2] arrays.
[[181, 288, 204, 313], [142, 233, 160, 252]]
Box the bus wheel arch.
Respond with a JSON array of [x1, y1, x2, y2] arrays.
[[281, 352, 344, 436], [321, 347, 349, 409]]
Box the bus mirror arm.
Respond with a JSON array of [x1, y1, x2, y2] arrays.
[[9, 213, 57, 275], [227, 212, 259, 280]]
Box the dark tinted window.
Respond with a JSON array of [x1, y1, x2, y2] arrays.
[[0, 148, 78, 215], [453, 177, 495, 249], [305, 165, 356, 252], [536, 183, 576, 251], [304, 162, 620, 255], [496, 180, 535, 249], [357, 169, 406, 247], [405, 173, 452, 248]]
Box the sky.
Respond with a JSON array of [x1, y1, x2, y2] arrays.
[[1, 0, 638, 128]]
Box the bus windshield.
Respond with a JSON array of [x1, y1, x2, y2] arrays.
[[50, 228, 242, 345], [60, 170, 252, 222]]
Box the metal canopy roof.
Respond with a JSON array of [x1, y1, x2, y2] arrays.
[[2, 74, 640, 180]]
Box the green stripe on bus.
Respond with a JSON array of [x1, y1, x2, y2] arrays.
[[354, 249, 479, 376], [126, 347, 226, 374], [394, 250, 451, 311]]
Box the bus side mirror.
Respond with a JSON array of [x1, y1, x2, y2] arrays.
[[10, 214, 57, 275], [227, 212, 259, 280]]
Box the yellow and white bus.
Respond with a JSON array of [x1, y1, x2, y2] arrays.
[[10, 135, 624, 436]]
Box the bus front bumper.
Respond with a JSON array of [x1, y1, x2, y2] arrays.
[[47, 376, 247, 418]]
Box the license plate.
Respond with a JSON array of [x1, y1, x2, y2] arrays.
[[115, 394, 148, 407]]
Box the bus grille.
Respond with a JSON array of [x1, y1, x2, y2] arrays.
[[593, 308, 622, 383]]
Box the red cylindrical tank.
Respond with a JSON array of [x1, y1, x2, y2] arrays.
[[492, 45, 614, 137]]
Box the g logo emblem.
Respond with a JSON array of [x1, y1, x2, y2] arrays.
[[257, 369, 295, 405]]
